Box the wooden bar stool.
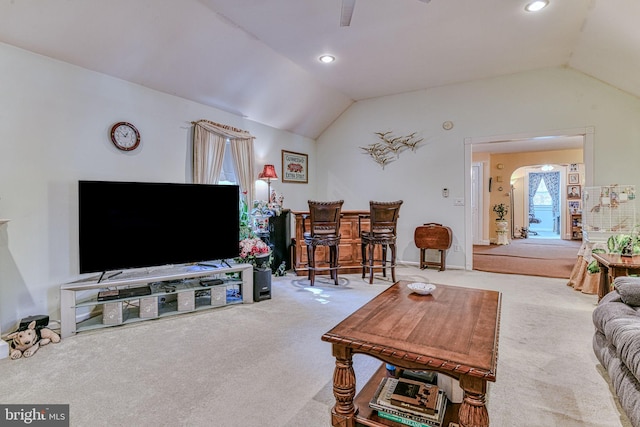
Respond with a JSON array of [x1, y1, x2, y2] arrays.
[[414, 223, 452, 271], [360, 200, 403, 284], [303, 200, 344, 286]]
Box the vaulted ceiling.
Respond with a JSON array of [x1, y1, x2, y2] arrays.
[[0, 0, 637, 140]]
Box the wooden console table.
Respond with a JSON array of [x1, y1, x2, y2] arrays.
[[322, 281, 501, 427], [593, 253, 640, 301]]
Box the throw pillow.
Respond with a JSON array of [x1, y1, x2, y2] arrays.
[[615, 276, 640, 306]]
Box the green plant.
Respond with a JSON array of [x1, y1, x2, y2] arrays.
[[586, 228, 640, 274], [492, 203, 508, 221], [606, 225, 640, 256], [239, 192, 253, 240], [587, 248, 606, 274]]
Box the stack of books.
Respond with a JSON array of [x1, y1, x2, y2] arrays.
[[369, 377, 447, 427]]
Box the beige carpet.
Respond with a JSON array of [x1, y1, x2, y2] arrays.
[[473, 238, 581, 279], [0, 265, 630, 427]]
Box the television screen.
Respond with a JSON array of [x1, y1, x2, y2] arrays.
[[79, 181, 239, 274]]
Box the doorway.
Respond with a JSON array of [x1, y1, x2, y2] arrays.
[[463, 127, 593, 270]]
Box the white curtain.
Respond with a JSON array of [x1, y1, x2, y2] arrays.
[[229, 140, 255, 207], [193, 124, 226, 184], [192, 120, 255, 205]]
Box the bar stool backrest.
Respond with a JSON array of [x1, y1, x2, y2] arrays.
[[369, 200, 403, 238], [306, 200, 344, 238]]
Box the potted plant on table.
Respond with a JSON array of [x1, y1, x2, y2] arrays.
[[492, 203, 509, 245], [493, 203, 508, 222], [493, 203, 509, 229], [584, 226, 640, 277]]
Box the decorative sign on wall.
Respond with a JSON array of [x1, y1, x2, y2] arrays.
[[360, 131, 423, 169], [281, 150, 308, 183]]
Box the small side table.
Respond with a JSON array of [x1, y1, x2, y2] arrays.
[[414, 223, 452, 271], [592, 253, 640, 301]]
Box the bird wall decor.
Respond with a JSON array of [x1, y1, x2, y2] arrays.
[[359, 131, 424, 169]]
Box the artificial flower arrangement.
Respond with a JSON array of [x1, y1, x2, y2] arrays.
[[238, 192, 271, 268], [238, 236, 271, 269]]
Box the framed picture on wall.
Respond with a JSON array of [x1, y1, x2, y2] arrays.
[[569, 163, 579, 172], [568, 200, 581, 213], [568, 185, 581, 199], [568, 173, 580, 185], [281, 150, 308, 183]]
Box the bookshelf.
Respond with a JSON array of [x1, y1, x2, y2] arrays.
[[570, 212, 582, 240]]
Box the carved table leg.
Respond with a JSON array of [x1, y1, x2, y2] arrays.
[[597, 263, 609, 302], [459, 376, 489, 427], [331, 345, 356, 427]]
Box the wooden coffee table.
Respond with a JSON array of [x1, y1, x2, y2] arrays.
[[322, 280, 501, 427], [592, 253, 640, 301]]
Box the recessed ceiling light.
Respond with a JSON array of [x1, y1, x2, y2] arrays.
[[525, 0, 549, 12], [319, 55, 336, 64]]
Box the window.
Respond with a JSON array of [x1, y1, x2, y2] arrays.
[[532, 180, 552, 206], [218, 139, 237, 185]]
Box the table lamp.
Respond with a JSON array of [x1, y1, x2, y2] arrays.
[[258, 164, 278, 201]]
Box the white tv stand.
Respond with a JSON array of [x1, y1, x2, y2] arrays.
[[60, 263, 253, 338]]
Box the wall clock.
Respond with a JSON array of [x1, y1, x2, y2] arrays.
[[110, 122, 140, 151]]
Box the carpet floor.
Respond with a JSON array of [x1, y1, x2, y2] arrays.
[[0, 265, 630, 427], [473, 238, 581, 279]]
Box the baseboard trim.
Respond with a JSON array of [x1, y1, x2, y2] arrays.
[[399, 261, 466, 270]]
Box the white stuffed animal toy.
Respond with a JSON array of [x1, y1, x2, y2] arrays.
[[7, 320, 60, 359]]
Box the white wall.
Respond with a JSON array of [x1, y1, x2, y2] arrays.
[[0, 43, 316, 333], [317, 67, 640, 269], [4, 42, 640, 333]]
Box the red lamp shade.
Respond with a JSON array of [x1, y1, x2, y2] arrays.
[[258, 164, 278, 180]]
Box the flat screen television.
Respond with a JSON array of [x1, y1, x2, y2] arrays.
[[78, 180, 239, 274]]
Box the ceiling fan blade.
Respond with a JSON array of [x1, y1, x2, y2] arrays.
[[340, 0, 356, 27]]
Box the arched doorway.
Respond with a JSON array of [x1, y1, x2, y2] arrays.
[[464, 127, 593, 270]]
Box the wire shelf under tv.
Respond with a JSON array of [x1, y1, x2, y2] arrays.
[[60, 263, 253, 338]]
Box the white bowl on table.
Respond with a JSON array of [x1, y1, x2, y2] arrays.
[[407, 282, 436, 295]]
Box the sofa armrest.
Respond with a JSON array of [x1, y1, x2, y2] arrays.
[[615, 276, 640, 306]]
